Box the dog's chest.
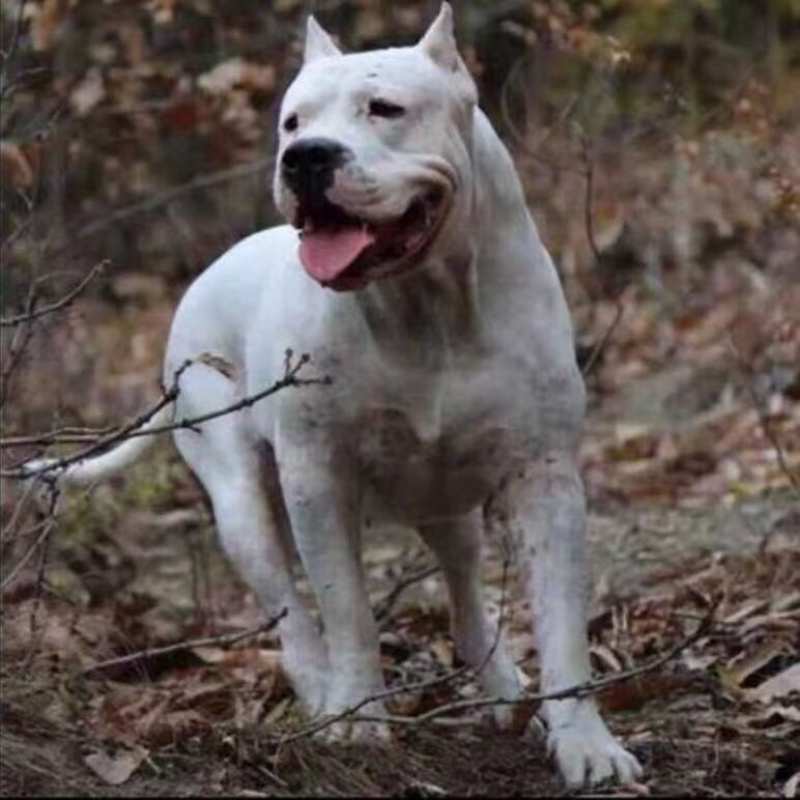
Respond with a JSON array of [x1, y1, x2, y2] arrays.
[[352, 370, 533, 520]]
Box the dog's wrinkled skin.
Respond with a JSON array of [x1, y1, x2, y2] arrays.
[[34, 5, 642, 788]]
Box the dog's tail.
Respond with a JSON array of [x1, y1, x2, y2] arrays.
[[26, 402, 175, 489]]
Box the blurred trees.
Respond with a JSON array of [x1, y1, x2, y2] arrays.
[[1, 0, 798, 295]]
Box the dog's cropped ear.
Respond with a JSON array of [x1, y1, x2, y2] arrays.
[[418, 3, 461, 73], [304, 15, 342, 64]]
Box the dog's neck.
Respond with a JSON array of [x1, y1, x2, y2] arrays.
[[350, 109, 535, 366]]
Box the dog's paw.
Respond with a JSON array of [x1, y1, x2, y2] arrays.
[[547, 711, 642, 788]]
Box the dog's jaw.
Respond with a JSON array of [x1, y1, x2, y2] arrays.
[[294, 187, 451, 290]]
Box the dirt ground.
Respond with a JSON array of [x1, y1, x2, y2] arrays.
[[2, 435, 798, 797]]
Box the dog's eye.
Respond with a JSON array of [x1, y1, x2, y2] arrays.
[[368, 99, 405, 119], [283, 113, 299, 133]]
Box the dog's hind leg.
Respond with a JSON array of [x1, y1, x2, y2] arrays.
[[418, 511, 523, 728], [173, 365, 328, 713]]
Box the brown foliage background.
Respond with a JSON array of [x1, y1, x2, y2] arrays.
[[1, 1, 799, 797]]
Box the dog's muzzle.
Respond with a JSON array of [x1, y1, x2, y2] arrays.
[[281, 137, 350, 208], [280, 137, 450, 292]]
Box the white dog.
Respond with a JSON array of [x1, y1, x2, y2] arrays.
[[32, 5, 642, 788]]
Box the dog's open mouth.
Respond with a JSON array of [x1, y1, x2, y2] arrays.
[[296, 191, 445, 290]]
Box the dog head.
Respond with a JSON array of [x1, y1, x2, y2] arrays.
[[274, 3, 478, 291]]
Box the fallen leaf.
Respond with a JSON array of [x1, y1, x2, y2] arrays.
[[724, 598, 769, 624], [31, 0, 66, 51], [198, 58, 275, 95], [751, 662, 800, 704], [84, 745, 148, 785], [722, 640, 787, 690], [70, 68, 105, 116], [597, 672, 691, 713], [197, 352, 237, 380], [0, 141, 34, 188], [406, 780, 447, 798], [747, 704, 800, 729], [429, 638, 453, 668], [590, 643, 624, 673], [262, 695, 292, 728]]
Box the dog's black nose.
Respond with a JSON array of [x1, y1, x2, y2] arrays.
[[281, 138, 349, 197]]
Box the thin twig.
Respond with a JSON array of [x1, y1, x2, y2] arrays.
[[280, 556, 515, 745], [72, 158, 274, 242], [0, 261, 107, 328], [1, 428, 116, 449], [0, 488, 59, 591], [0, 0, 28, 101], [3, 360, 194, 480], [4, 353, 327, 479], [82, 607, 288, 678], [497, 59, 624, 378], [379, 596, 717, 725], [1, 277, 38, 394], [0, 517, 56, 592], [375, 563, 441, 626], [280, 598, 717, 740], [0, 470, 39, 544], [728, 337, 799, 495], [137, 354, 327, 438], [22, 516, 54, 670], [578, 135, 625, 377], [277, 664, 473, 745], [498, 49, 583, 176]]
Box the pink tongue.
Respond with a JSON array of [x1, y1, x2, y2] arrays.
[[300, 225, 375, 284]]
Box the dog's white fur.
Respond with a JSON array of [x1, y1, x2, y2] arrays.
[[33, 5, 641, 787]]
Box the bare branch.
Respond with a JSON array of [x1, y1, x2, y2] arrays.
[[278, 597, 717, 741], [496, 57, 623, 379], [277, 665, 473, 745], [375, 563, 441, 627], [135, 353, 328, 438], [2, 360, 194, 480], [1, 427, 116, 449], [0, 487, 59, 591], [0, 261, 107, 328], [1, 277, 38, 397], [2, 352, 326, 479], [82, 608, 288, 678], [71, 158, 275, 243], [0, 0, 28, 101], [728, 337, 799, 495], [578, 135, 625, 377], [280, 556, 515, 744], [383, 596, 717, 725]]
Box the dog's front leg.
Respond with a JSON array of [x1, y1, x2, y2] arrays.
[[512, 453, 642, 788], [278, 444, 389, 741]]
